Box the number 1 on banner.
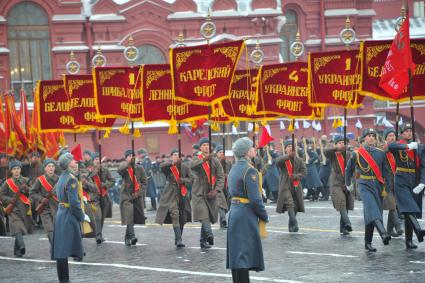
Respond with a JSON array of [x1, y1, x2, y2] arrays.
[[129, 73, 135, 85], [345, 58, 351, 71]]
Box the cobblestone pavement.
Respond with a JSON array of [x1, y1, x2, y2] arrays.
[[1, 199, 425, 283]]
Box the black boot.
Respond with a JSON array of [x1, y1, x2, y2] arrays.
[[15, 233, 25, 257], [96, 220, 104, 244], [405, 218, 417, 249], [236, 269, 250, 283], [125, 225, 134, 246], [202, 221, 214, 245], [406, 214, 425, 242], [365, 224, 377, 252], [288, 209, 298, 232], [57, 258, 70, 283], [173, 227, 185, 248], [219, 208, 227, 228], [148, 198, 157, 211], [340, 209, 352, 235], [374, 220, 391, 245], [388, 210, 403, 237]]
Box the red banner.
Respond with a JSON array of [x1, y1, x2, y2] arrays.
[[222, 69, 278, 121], [63, 74, 115, 129], [170, 40, 245, 106], [256, 62, 323, 119], [360, 39, 425, 102], [93, 66, 143, 120], [141, 64, 207, 123], [36, 80, 77, 132], [308, 49, 363, 109]]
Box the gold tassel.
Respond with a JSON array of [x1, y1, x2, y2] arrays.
[[288, 121, 294, 132], [103, 129, 111, 138], [332, 118, 338, 129], [133, 128, 141, 138], [261, 120, 267, 127], [258, 168, 268, 238], [168, 119, 178, 134], [8, 132, 16, 148], [119, 124, 130, 134], [233, 121, 239, 128]]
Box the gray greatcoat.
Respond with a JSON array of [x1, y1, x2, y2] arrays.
[[226, 159, 268, 271], [52, 171, 84, 259], [29, 174, 59, 233], [275, 155, 307, 213], [345, 146, 391, 225], [155, 161, 192, 226], [388, 142, 425, 217], [190, 154, 225, 224], [118, 162, 147, 225], [325, 148, 354, 211], [0, 176, 33, 236]]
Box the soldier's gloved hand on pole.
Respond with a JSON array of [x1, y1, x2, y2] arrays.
[[346, 184, 354, 192], [84, 214, 91, 223], [207, 189, 217, 199], [203, 154, 212, 162], [407, 142, 418, 150], [413, 183, 425, 194]]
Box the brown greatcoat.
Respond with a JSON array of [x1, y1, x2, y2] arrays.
[[29, 174, 59, 233], [325, 147, 354, 211], [190, 154, 225, 224], [80, 168, 100, 237], [94, 165, 114, 219], [0, 176, 34, 236], [217, 159, 232, 210], [382, 148, 397, 210], [118, 161, 147, 225], [275, 155, 307, 213], [155, 161, 192, 226]]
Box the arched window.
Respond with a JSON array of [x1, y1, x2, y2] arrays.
[[7, 2, 52, 100], [135, 44, 166, 65], [280, 9, 298, 62]]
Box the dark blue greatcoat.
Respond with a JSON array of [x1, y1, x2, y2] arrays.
[[141, 157, 157, 198], [52, 170, 84, 259], [263, 151, 280, 194], [226, 159, 268, 272], [345, 146, 391, 225], [388, 142, 425, 217], [305, 150, 323, 189]]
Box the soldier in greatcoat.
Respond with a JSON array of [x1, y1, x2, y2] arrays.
[[118, 149, 147, 246], [52, 153, 87, 283], [215, 145, 232, 228], [191, 137, 225, 249], [275, 140, 307, 232], [138, 148, 157, 211], [29, 158, 59, 246], [226, 137, 268, 283], [346, 128, 392, 252], [155, 149, 192, 247], [381, 128, 403, 237], [325, 136, 354, 235], [388, 123, 425, 249], [0, 160, 33, 257], [92, 153, 114, 243]]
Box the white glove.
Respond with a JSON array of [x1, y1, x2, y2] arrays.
[[84, 214, 91, 223], [83, 196, 88, 203], [408, 142, 418, 150], [262, 188, 266, 196], [346, 185, 354, 192], [413, 183, 425, 194]]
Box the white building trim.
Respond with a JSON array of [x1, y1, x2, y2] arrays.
[[90, 14, 126, 22], [52, 45, 90, 52]]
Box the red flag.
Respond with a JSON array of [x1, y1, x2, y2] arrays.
[[379, 12, 416, 99], [70, 144, 83, 161], [258, 126, 274, 148]]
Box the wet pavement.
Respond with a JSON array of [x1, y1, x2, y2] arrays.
[[1, 199, 425, 283]]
